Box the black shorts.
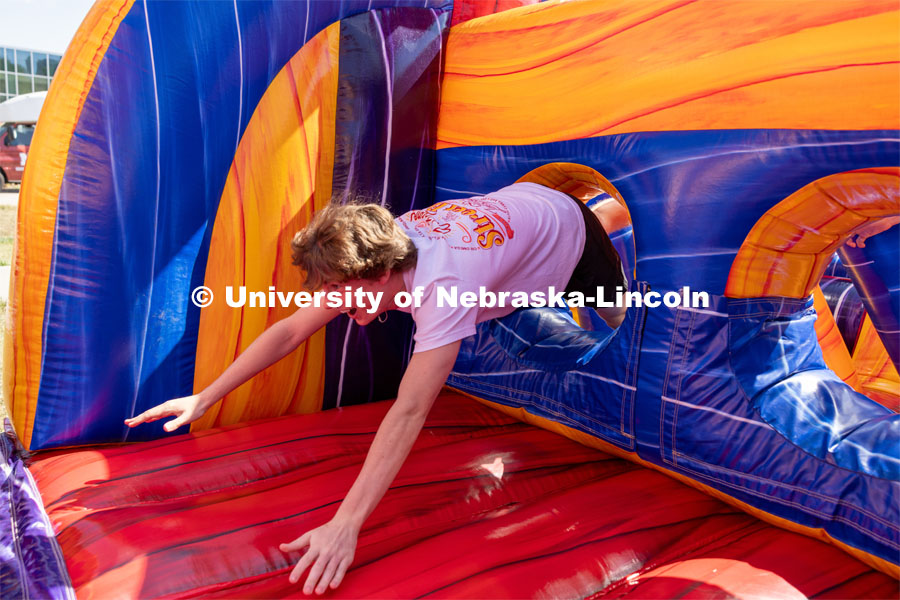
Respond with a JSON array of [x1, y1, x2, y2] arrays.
[[563, 194, 627, 307]]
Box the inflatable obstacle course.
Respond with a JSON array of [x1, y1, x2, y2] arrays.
[[2, 0, 898, 596]]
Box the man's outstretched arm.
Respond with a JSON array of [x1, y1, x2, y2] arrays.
[[280, 340, 462, 595], [125, 304, 339, 431]]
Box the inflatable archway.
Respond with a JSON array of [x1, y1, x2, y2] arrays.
[[2, 0, 898, 597]]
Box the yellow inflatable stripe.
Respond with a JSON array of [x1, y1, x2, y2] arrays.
[[437, 0, 899, 148], [514, 162, 637, 280], [191, 23, 339, 430], [444, 0, 695, 76], [852, 316, 900, 412], [3, 0, 136, 449], [515, 162, 625, 204], [726, 168, 900, 299]]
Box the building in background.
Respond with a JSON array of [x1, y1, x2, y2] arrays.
[[0, 46, 61, 103]]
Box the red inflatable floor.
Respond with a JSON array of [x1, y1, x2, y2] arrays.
[[29, 393, 896, 598]]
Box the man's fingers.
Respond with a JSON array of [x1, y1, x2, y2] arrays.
[[125, 413, 154, 427], [280, 531, 312, 553], [163, 416, 188, 432], [329, 557, 352, 589], [315, 558, 338, 595], [125, 403, 174, 427], [125, 410, 154, 426], [289, 549, 317, 585], [303, 554, 329, 595]]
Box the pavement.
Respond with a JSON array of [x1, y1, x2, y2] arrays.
[[0, 186, 17, 302], [0, 187, 18, 207], [0, 266, 8, 303]]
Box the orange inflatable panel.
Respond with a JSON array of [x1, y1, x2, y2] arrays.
[[29, 393, 895, 598]]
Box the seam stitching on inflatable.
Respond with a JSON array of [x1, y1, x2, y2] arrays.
[[672, 452, 900, 546], [448, 376, 635, 446], [660, 309, 682, 463], [671, 310, 698, 468]]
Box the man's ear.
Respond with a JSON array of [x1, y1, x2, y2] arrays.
[[378, 270, 391, 285]]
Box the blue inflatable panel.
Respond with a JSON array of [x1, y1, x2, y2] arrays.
[[323, 6, 451, 411], [438, 129, 900, 568], [0, 427, 73, 599], [820, 278, 866, 353], [824, 253, 851, 279], [435, 129, 899, 295], [449, 293, 900, 567], [839, 224, 900, 371], [31, 0, 451, 449]]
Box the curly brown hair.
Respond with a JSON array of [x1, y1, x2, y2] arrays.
[[291, 203, 417, 290]]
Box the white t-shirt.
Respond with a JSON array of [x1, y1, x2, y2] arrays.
[[395, 182, 585, 352]]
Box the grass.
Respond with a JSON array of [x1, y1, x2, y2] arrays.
[[0, 205, 15, 267], [0, 201, 13, 427]]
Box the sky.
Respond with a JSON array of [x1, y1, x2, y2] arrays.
[[0, 0, 97, 55]]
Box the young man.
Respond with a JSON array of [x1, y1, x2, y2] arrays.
[[126, 176, 626, 595]]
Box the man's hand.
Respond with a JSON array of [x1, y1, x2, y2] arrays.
[[124, 394, 207, 432], [277, 341, 461, 593], [123, 305, 338, 433], [280, 518, 358, 595], [847, 216, 900, 248]]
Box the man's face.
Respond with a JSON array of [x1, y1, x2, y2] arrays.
[[323, 275, 392, 327]]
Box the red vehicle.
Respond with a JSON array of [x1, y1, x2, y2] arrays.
[[0, 123, 35, 187]]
